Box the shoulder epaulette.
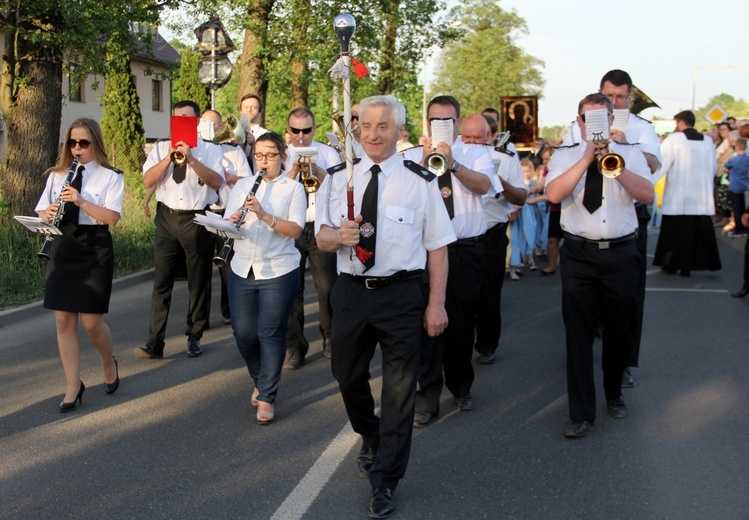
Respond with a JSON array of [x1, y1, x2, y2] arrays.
[[106, 166, 124, 175], [494, 146, 516, 157], [635, 114, 653, 124], [553, 143, 580, 149], [326, 157, 361, 175], [404, 160, 435, 182], [219, 141, 241, 148], [400, 145, 424, 156], [155, 138, 169, 144]]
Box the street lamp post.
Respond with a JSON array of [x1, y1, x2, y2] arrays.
[[195, 14, 235, 110]]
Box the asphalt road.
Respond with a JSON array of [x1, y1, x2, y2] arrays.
[[1, 229, 748, 520]]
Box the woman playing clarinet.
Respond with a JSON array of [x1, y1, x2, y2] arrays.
[[35, 118, 124, 412]]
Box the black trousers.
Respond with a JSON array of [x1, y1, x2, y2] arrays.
[[287, 222, 338, 356], [560, 238, 639, 423], [743, 223, 749, 288], [416, 242, 484, 414], [475, 222, 509, 354], [149, 204, 213, 342], [330, 274, 424, 490], [630, 205, 650, 367]]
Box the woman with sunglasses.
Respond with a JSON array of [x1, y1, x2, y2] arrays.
[[35, 118, 124, 412], [224, 132, 306, 424]]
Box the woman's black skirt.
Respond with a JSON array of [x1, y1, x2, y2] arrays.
[[653, 215, 721, 271], [44, 223, 114, 313]]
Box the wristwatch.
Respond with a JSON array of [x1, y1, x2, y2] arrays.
[[450, 160, 461, 173]]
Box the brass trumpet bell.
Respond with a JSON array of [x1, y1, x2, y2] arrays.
[[171, 151, 187, 166], [298, 155, 320, 193], [598, 152, 625, 179], [424, 152, 448, 176]]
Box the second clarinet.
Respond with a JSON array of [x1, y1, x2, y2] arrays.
[[213, 169, 266, 267]]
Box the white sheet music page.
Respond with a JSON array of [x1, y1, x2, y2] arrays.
[[612, 109, 629, 133], [431, 120, 454, 147], [584, 108, 610, 142]]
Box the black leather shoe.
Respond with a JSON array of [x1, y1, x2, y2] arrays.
[[455, 394, 474, 411], [186, 338, 203, 358], [322, 337, 332, 359], [283, 351, 305, 370], [731, 287, 749, 298], [357, 444, 377, 478], [564, 420, 592, 438], [413, 411, 436, 428], [606, 397, 628, 419], [368, 487, 395, 519], [621, 367, 635, 388], [59, 381, 85, 413], [105, 356, 120, 395], [477, 353, 495, 365], [135, 340, 164, 359]]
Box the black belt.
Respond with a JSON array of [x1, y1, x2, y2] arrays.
[[208, 208, 225, 215], [341, 270, 423, 290], [158, 202, 207, 215], [563, 232, 636, 250], [449, 235, 483, 248]]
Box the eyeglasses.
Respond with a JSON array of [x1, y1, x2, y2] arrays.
[[428, 117, 455, 123], [67, 139, 91, 149], [289, 126, 314, 135], [351, 115, 359, 122], [579, 113, 613, 123], [254, 152, 280, 161]]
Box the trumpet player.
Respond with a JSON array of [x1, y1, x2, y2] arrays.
[[545, 94, 653, 439], [282, 108, 341, 369], [137, 101, 224, 360]]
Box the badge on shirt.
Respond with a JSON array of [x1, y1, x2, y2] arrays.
[[440, 186, 452, 199], [360, 222, 375, 238]]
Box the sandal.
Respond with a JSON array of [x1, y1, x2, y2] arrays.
[[251, 388, 259, 407], [257, 402, 274, 425]]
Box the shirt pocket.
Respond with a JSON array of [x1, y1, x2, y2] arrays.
[[381, 205, 415, 246]]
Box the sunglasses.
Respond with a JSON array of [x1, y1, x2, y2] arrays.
[[351, 115, 359, 122], [67, 139, 91, 149], [254, 152, 280, 161], [579, 113, 613, 123], [289, 126, 314, 135]]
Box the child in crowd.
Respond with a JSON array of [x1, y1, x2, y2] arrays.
[[724, 137, 749, 237]]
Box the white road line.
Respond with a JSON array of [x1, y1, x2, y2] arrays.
[[646, 288, 728, 293], [270, 412, 368, 520]]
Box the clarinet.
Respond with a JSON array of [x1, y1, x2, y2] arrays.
[[38, 156, 80, 260], [213, 169, 266, 267]]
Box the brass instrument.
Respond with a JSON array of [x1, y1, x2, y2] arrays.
[[299, 155, 320, 193], [170, 150, 187, 166], [214, 114, 246, 144], [593, 134, 625, 179], [213, 169, 266, 268], [330, 112, 355, 161], [629, 85, 660, 116], [38, 156, 80, 260], [424, 152, 449, 176]]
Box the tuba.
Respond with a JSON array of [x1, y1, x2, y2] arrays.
[[214, 114, 246, 144], [629, 85, 660, 116]]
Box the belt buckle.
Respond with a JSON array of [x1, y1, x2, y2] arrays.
[[598, 240, 610, 250], [364, 278, 378, 290]]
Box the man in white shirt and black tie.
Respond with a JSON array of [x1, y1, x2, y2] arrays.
[[545, 93, 653, 439]]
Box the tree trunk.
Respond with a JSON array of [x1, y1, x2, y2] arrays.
[[289, 0, 310, 109], [239, 0, 276, 126], [377, 7, 398, 95], [1, 37, 63, 216]]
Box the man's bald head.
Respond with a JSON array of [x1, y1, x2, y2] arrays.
[[461, 114, 491, 145]]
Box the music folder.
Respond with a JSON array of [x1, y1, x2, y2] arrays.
[[14, 216, 63, 235], [193, 212, 244, 240]]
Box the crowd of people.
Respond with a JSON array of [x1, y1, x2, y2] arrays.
[[33, 67, 746, 519]]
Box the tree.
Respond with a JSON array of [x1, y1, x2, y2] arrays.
[[694, 93, 749, 131], [431, 0, 544, 116], [101, 32, 146, 175], [175, 49, 211, 111], [0, 1, 172, 216]]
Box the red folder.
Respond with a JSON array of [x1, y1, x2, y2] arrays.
[[171, 116, 199, 148]]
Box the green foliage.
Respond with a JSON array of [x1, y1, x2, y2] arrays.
[[431, 0, 545, 116], [540, 125, 569, 142], [101, 33, 147, 174], [174, 49, 211, 111], [694, 93, 749, 131]]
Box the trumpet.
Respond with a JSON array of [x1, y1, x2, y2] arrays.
[[213, 169, 266, 268], [299, 155, 320, 193], [592, 134, 625, 179], [38, 156, 80, 260], [424, 152, 449, 176], [170, 150, 187, 166]]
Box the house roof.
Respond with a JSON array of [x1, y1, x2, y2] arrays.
[[133, 30, 181, 67]]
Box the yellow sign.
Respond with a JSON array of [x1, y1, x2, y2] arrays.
[[704, 104, 728, 124]]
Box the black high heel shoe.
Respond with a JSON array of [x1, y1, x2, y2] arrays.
[[59, 381, 85, 413], [105, 356, 120, 395]]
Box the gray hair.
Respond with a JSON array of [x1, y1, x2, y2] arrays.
[[359, 95, 406, 128]]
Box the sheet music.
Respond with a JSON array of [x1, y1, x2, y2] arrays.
[[326, 132, 340, 148], [198, 119, 215, 141], [584, 108, 610, 141], [14, 216, 63, 235], [193, 212, 245, 240], [431, 120, 454, 147], [292, 147, 319, 163], [612, 109, 629, 133]]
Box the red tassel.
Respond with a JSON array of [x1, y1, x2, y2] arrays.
[[355, 245, 373, 264], [352, 57, 369, 79]]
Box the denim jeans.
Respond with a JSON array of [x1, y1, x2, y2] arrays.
[[228, 267, 300, 404]]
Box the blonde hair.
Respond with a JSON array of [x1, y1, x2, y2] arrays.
[[48, 118, 112, 174]]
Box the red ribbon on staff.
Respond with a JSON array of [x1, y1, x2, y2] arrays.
[[351, 57, 369, 79]]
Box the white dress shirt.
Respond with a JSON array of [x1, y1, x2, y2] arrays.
[[225, 174, 307, 280], [658, 132, 718, 216], [36, 161, 124, 225], [143, 138, 224, 210], [546, 142, 650, 240], [481, 142, 525, 227], [316, 151, 456, 277], [212, 142, 252, 211]]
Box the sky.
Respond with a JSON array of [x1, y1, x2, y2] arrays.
[[430, 0, 749, 127]]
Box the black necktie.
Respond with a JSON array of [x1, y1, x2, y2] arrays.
[[62, 163, 84, 224], [438, 172, 455, 219], [357, 165, 380, 273], [582, 160, 602, 213], [172, 159, 186, 184]]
